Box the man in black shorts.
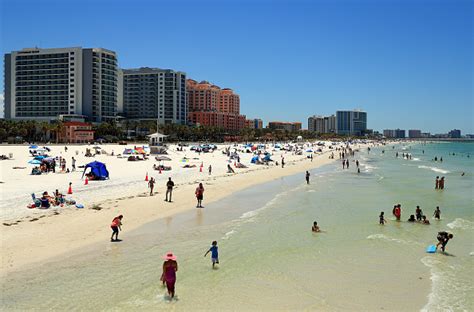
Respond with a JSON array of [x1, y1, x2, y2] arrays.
[[165, 177, 175, 202]]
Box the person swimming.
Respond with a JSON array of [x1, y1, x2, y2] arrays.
[[408, 215, 416, 222], [422, 215, 430, 224], [312, 221, 320, 232]]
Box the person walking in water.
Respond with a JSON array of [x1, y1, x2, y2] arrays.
[[379, 212, 387, 225], [342, 160, 345, 169], [392, 204, 401, 221], [165, 177, 174, 202], [204, 241, 219, 268], [305, 171, 310, 184], [433, 206, 441, 220], [162, 252, 178, 299], [346, 159, 349, 169], [195, 183, 205, 208], [110, 215, 123, 242], [439, 177, 445, 190], [435, 176, 439, 189], [148, 177, 155, 196]]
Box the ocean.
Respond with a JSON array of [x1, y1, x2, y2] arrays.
[[2, 142, 473, 311]]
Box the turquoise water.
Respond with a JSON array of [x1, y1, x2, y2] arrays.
[[2, 142, 473, 311]]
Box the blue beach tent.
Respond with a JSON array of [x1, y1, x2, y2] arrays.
[[82, 161, 109, 180]]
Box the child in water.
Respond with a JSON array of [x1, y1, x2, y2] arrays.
[[312, 221, 320, 232], [204, 241, 219, 268], [379, 212, 386, 225], [433, 206, 441, 220]]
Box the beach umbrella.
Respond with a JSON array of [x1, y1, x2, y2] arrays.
[[28, 159, 42, 165], [306, 149, 313, 153]]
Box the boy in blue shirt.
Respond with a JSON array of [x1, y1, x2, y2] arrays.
[[204, 241, 219, 268]]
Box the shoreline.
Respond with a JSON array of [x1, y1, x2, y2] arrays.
[[2, 142, 435, 311], [1, 148, 337, 276]]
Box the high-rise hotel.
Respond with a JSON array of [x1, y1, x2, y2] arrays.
[[121, 67, 187, 125], [4, 47, 118, 122], [187, 79, 246, 131]]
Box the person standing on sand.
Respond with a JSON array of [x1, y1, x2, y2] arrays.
[[305, 171, 310, 184], [162, 252, 178, 299], [110, 215, 123, 242], [148, 177, 155, 196], [208, 165, 212, 175], [71, 157, 76, 171], [195, 183, 205, 208], [435, 176, 439, 189], [165, 177, 174, 202]]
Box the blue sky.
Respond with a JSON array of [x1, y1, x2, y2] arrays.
[[1, 0, 472, 133]]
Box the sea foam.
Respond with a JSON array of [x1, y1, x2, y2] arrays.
[[418, 165, 450, 174], [447, 218, 474, 230]]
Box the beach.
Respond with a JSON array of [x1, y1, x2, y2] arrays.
[[1, 141, 473, 311], [0, 142, 338, 275]]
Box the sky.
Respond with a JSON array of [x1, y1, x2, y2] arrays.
[[1, 0, 472, 133]]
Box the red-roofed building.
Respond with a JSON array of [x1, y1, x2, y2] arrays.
[[59, 122, 95, 143]]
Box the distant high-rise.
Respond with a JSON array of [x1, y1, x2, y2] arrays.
[[187, 79, 246, 131], [384, 129, 405, 138], [122, 67, 186, 125], [408, 130, 422, 138], [308, 115, 335, 133], [336, 110, 367, 136], [4, 47, 118, 122], [448, 129, 461, 138]]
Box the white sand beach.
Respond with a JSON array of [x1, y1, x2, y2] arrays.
[[0, 141, 341, 275]]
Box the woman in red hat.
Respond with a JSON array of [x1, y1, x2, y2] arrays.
[[162, 252, 178, 299]]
